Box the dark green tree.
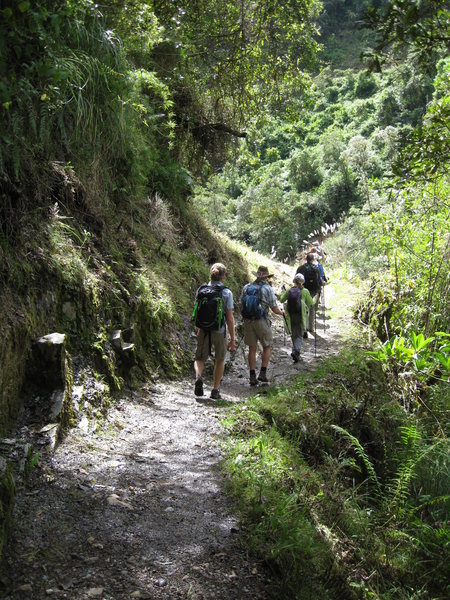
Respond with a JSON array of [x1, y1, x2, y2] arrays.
[[363, 0, 450, 72]]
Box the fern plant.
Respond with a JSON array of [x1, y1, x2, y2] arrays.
[[331, 424, 382, 496], [384, 424, 422, 519], [332, 422, 449, 530]]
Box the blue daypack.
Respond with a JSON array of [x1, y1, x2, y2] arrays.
[[241, 282, 266, 320]]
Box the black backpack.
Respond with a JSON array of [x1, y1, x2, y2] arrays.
[[298, 263, 320, 295], [287, 287, 302, 315], [192, 283, 226, 331], [241, 282, 265, 320]]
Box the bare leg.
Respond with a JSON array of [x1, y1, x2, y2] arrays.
[[213, 359, 225, 390], [248, 346, 257, 370], [308, 296, 318, 331], [261, 345, 271, 368], [194, 359, 204, 380]]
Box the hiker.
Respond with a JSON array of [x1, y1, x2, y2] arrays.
[[316, 255, 327, 285], [193, 263, 235, 399], [296, 253, 322, 336], [240, 266, 285, 386], [311, 252, 328, 309], [280, 273, 315, 362], [310, 240, 326, 262]]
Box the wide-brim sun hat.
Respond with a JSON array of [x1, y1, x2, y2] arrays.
[[253, 266, 274, 278]]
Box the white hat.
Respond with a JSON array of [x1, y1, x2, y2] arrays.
[[293, 273, 305, 283]]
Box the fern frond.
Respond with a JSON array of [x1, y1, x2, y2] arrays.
[[331, 425, 382, 494], [388, 457, 417, 515], [399, 424, 421, 447], [388, 435, 447, 519], [411, 494, 450, 515]]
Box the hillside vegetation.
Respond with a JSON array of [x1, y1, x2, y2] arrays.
[[193, 1, 450, 598], [0, 0, 321, 433], [0, 0, 449, 598]]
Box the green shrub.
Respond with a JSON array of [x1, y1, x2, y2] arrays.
[[354, 71, 378, 98], [289, 148, 323, 193]]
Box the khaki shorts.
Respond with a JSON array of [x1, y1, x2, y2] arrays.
[[243, 317, 272, 348], [195, 329, 227, 362]]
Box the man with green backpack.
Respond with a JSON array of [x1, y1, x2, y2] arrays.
[[192, 263, 236, 399]]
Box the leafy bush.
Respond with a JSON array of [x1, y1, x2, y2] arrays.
[[354, 71, 378, 98], [224, 342, 450, 599], [289, 148, 323, 193], [375, 90, 401, 126]]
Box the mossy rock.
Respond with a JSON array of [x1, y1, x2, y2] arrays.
[[0, 457, 15, 560]]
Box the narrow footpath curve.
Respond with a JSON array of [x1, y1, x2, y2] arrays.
[[3, 285, 344, 599]]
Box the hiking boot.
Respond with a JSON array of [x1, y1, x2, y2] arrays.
[[303, 331, 308, 339], [257, 372, 269, 383], [291, 351, 300, 363], [249, 372, 258, 386], [194, 378, 204, 397], [210, 388, 221, 400]]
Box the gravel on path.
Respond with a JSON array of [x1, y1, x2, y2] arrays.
[[2, 285, 342, 599]]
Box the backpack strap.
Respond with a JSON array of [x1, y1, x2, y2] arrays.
[[256, 280, 269, 316]]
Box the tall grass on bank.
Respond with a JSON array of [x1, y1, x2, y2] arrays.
[[0, 0, 179, 235], [223, 347, 449, 599]]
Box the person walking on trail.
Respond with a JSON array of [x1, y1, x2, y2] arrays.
[[296, 252, 322, 337], [315, 255, 327, 286], [280, 273, 315, 362], [314, 253, 328, 310], [240, 265, 285, 386], [310, 240, 326, 262], [193, 263, 235, 400]]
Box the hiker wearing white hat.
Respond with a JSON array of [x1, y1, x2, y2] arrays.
[[280, 273, 315, 362]]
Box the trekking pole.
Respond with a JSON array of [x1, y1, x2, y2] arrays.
[[314, 302, 317, 357], [283, 313, 291, 336]]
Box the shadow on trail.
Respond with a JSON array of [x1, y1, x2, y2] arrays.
[[3, 383, 271, 600], [3, 284, 344, 599]]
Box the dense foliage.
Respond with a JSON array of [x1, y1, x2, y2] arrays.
[[193, 60, 436, 260], [224, 342, 449, 599], [0, 0, 321, 209], [363, 0, 450, 72], [0, 0, 448, 596], [202, 3, 449, 598]]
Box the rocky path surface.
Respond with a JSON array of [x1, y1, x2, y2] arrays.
[[3, 286, 343, 600]]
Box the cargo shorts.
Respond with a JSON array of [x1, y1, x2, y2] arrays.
[[195, 329, 227, 362], [243, 317, 273, 348]]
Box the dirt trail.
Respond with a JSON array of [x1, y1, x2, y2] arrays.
[[3, 285, 343, 599]]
